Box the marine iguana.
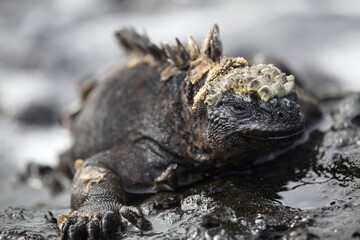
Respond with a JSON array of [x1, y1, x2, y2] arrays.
[[59, 24, 305, 239]]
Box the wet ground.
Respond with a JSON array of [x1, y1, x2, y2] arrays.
[[0, 0, 360, 239]]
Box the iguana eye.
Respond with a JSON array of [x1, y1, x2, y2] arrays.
[[230, 105, 246, 113], [229, 103, 255, 121]]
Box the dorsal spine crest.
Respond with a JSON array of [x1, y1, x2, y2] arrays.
[[116, 24, 223, 69]]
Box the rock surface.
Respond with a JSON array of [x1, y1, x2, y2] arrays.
[[0, 208, 60, 240]]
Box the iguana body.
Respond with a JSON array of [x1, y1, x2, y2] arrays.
[[59, 25, 305, 239]]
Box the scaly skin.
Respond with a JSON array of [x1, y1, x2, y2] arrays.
[[59, 24, 305, 239]]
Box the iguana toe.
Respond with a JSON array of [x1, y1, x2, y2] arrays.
[[61, 211, 122, 240], [120, 206, 152, 231]]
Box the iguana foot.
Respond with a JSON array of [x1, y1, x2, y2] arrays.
[[60, 206, 151, 240]]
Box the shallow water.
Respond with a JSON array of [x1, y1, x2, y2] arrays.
[[278, 176, 338, 209]]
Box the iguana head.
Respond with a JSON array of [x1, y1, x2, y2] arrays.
[[205, 87, 304, 165], [188, 25, 305, 165]]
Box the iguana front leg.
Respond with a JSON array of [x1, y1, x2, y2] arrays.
[[59, 144, 165, 240]]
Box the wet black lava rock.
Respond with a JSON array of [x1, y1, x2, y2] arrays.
[[0, 208, 60, 240]]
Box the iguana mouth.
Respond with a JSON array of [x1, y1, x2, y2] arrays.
[[245, 129, 304, 140]]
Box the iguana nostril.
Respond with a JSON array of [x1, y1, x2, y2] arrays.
[[274, 109, 287, 120], [277, 111, 284, 119]]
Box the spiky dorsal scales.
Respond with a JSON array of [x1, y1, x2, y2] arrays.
[[202, 24, 223, 62], [187, 36, 201, 60], [116, 27, 165, 61], [175, 38, 190, 67], [116, 24, 223, 68]]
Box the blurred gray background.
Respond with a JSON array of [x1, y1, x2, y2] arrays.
[[0, 0, 359, 209]]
